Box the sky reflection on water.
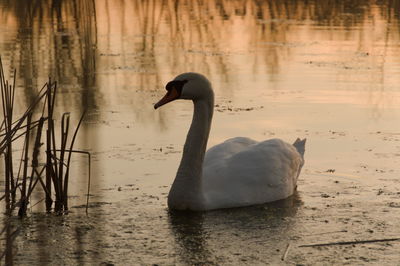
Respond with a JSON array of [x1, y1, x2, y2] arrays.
[[1, 0, 399, 114]]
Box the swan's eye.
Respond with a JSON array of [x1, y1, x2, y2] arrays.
[[165, 80, 188, 97]]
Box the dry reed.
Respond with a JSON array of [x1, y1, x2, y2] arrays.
[[0, 57, 91, 216]]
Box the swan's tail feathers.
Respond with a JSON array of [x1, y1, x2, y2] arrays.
[[293, 138, 306, 157]]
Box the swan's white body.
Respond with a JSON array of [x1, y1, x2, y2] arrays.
[[154, 73, 306, 211]]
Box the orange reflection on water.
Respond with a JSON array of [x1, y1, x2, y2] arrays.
[[0, 1, 400, 265]]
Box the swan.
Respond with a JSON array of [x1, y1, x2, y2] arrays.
[[154, 72, 306, 211]]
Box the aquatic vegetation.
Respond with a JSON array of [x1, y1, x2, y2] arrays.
[[0, 57, 90, 216]]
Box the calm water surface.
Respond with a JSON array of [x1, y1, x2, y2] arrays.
[[1, 0, 400, 265]]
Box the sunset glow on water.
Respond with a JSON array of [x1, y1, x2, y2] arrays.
[[0, 1, 400, 264]]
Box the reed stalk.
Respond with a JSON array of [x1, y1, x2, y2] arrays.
[[58, 113, 70, 211], [18, 113, 31, 217], [63, 110, 86, 211], [0, 57, 16, 213]]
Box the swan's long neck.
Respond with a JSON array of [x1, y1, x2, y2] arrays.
[[178, 98, 213, 179], [168, 94, 214, 210]]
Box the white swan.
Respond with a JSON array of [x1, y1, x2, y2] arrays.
[[154, 72, 306, 211]]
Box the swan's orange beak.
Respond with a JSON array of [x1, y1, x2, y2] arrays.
[[154, 87, 180, 109]]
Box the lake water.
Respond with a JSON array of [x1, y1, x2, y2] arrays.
[[1, 0, 400, 265]]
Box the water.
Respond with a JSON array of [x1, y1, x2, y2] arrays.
[[1, 0, 400, 264]]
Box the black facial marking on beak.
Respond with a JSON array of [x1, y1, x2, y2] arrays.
[[165, 79, 188, 97], [154, 79, 188, 109]]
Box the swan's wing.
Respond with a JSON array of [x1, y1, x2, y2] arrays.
[[202, 138, 304, 209], [204, 137, 257, 166]]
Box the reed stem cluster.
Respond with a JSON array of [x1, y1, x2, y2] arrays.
[[0, 57, 90, 216]]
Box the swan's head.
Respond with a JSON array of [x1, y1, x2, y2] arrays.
[[154, 72, 213, 109]]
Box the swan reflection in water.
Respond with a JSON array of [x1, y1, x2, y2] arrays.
[[168, 192, 302, 265]]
